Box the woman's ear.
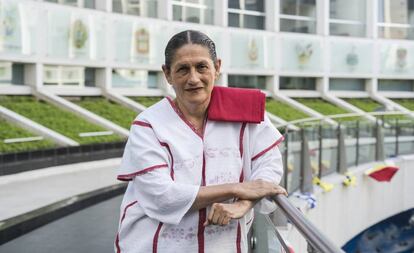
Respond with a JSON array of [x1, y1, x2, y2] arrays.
[[162, 64, 172, 84], [214, 59, 222, 79]]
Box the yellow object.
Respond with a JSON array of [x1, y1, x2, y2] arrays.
[[343, 172, 356, 187], [313, 177, 334, 192]]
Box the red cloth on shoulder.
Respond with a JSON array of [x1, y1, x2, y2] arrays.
[[207, 86, 265, 123]]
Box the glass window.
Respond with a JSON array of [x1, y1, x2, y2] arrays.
[[43, 65, 85, 87], [172, 0, 214, 24], [280, 0, 316, 34], [378, 79, 414, 91], [0, 62, 24, 85], [329, 79, 366, 91], [84, 68, 96, 87], [112, 0, 158, 18], [45, 0, 78, 6], [84, 0, 95, 9], [228, 0, 265, 30], [378, 0, 414, 39], [279, 77, 316, 90], [329, 0, 366, 37], [112, 69, 159, 89], [228, 75, 267, 89]]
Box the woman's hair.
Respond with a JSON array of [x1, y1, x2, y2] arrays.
[[164, 30, 217, 69]]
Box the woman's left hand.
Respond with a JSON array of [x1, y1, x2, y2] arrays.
[[203, 200, 254, 226]]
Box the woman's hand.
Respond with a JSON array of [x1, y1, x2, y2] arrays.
[[203, 200, 254, 226], [235, 179, 287, 200]]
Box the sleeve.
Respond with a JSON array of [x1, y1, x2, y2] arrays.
[[248, 115, 284, 214], [118, 120, 199, 225]]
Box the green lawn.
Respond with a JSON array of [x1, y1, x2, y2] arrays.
[[392, 99, 414, 111], [130, 96, 164, 108], [71, 97, 137, 129], [295, 98, 355, 122], [0, 96, 123, 144], [266, 98, 310, 122], [0, 118, 56, 153], [343, 98, 406, 120]]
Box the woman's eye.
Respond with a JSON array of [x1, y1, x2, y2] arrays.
[[198, 65, 208, 70]]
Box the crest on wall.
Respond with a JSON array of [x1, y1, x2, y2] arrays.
[[395, 47, 407, 71], [72, 19, 88, 49], [248, 38, 258, 62], [134, 28, 149, 55], [346, 45, 359, 70], [295, 42, 313, 68]]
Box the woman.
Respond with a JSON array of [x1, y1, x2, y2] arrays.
[[115, 30, 286, 253]]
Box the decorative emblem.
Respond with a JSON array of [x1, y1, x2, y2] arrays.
[[72, 19, 88, 49], [346, 46, 359, 70], [396, 47, 407, 70], [295, 42, 313, 68], [135, 28, 149, 55], [248, 38, 258, 62]]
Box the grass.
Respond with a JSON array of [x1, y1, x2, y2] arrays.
[[0, 96, 123, 144], [294, 98, 355, 122], [343, 98, 406, 120], [0, 118, 56, 153], [130, 96, 164, 108], [70, 96, 138, 129], [266, 98, 310, 122], [392, 99, 414, 111]]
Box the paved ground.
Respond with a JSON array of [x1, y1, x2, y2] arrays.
[[0, 195, 123, 253], [0, 158, 122, 221]]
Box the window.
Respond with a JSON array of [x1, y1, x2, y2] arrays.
[[43, 66, 97, 87], [228, 0, 265, 30], [280, 0, 316, 34], [279, 77, 316, 90], [329, 0, 366, 37], [172, 0, 214, 24], [112, 69, 159, 89], [378, 0, 414, 39], [113, 0, 158, 18], [0, 62, 25, 85], [378, 79, 414, 91], [44, 0, 78, 6], [329, 79, 366, 91], [228, 75, 267, 89]]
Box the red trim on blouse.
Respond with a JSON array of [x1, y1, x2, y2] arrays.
[[132, 120, 152, 128], [153, 222, 164, 253], [159, 141, 175, 180], [117, 164, 168, 180], [251, 136, 284, 161], [198, 154, 207, 253], [166, 97, 204, 139], [115, 200, 138, 253]]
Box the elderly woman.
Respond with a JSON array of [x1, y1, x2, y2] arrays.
[[115, 30, 286, 253]]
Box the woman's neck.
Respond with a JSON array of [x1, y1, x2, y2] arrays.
[[174, 98, 208, 132]]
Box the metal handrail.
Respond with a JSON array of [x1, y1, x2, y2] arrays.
[[275, 111, 413, 128], [271, 194, 345, 253]]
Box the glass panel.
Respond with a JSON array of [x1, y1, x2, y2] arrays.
[[228, 13, 240, 27], [185, 7, 201, 23], [330, 0, 365, 21], [61, 0, 78, 6], [287, 130, 301, 193], [358, 122, 376, 164], [228, 75, 267, 89], [244, 14, 265, 29], [279, 77, 316, 90], [329, 79, 366, 91], [343, 121, 358, 167], [204, 7, 214, 24], [330, 23, 365, 37], [329, 41, 373, 74], [147, 72, 158, 89], [84, 68, 95, 87], [379, 43, 414, 75], [378, 80, 414, 91], [397, 122, 414, 155], [84, 0, 95, 9], [228, 0, 240, 9], [112, 0, 123, 13], [378, 26, 414, 40], [378, 0, 414, 24], [383, 123, 397, 158], [173, 5, 183, 21], [112, 69, 149, 88], [280, 0, 316, 17], [280, 19, 316, 34], [321, 125, 338, 176], [245, 0, 264, 12], [204, 0, 214, 8], [145, 0, 158, 18], [0, 62, 12, 85], [304, 127, 320, 177]]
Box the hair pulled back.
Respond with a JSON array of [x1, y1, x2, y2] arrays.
[[164, 30, 217, 69]]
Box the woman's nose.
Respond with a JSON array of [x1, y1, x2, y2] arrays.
[[187, 68, 200, 85]]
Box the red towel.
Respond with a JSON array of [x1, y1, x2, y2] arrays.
[[367, 166, 399, 182], [207, 86, 265, 123]]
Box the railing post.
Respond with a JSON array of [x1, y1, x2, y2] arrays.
[[318, 124, 323, 178], [375, 119, 385, 161], [355, 120, 360, 166], [282, 127, 289, 191], [300, 128, 313, 193], [337, 124, 347, 174], [395, 118, 399, 156]]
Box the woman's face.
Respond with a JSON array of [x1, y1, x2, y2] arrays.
[[163, 44, 221, 107]]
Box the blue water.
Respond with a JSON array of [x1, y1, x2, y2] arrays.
[[343, 209, 414, 253]]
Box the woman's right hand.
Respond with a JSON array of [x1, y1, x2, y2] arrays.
[[235, 179, 287, 200]]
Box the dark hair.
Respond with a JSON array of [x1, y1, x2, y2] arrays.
[[164, 30, 217, 69]]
